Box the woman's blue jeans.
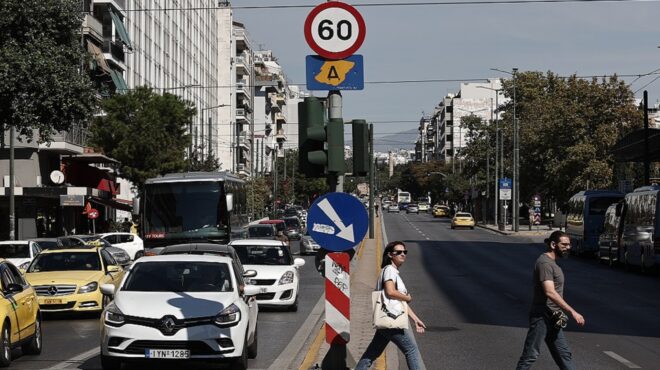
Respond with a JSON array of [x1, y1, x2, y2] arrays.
[[355, 328, 422, 370], [516, 313, 575, 370]]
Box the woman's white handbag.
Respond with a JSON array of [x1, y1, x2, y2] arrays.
[[372, 290, 409, 330]]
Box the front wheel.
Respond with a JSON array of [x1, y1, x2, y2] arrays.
[[100, 355, 121, 370], [247, 326, 258, 359], [232, 338, 248, 370]]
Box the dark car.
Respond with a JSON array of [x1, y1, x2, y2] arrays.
[[29, 237, 63, 250], [283, 216, 304, 240], [247, 224, 277, 239], [399, 202, 410, 211], [259, 220, 287, 234]]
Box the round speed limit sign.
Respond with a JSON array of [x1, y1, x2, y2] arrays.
[[304, 2, 366, 60]]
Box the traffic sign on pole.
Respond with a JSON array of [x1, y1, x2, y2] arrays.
[[306, 54, 364, 90], [304, 1, 366, 60], [307, 192, 369, 252]]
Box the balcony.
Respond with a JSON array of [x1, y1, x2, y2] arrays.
[[255, 74, 282, 90], [39, 125, 88, 154], [234, 27, 251, 52], [82, 14, 103, 43], [275, 129, 287, 141], [274, 93, 286, 106], [237, 163, 251, 177], [236, 79, 251, 100], [274, 112, 286, 123], [238, 132, 250, 149], [235, 55, 249, 74], [102, 40, 126, 70], [236, 108, 247, 121]]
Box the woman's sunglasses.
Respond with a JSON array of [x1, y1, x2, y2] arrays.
[[392, 250, 408, 256]]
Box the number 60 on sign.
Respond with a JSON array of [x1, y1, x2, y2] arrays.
[[304, 1, 366, 60]]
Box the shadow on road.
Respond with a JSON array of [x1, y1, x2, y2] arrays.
[[407, 238, 660, 338]]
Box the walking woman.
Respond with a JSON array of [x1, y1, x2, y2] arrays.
[[356, 241, 426, 370]]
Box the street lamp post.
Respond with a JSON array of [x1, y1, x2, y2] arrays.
[[490, 68, 519, 232], [201, 104, 229, 158]]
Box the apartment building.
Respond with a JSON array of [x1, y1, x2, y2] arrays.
[[232, 22, 255, 177], [0, 0, 132, 239]]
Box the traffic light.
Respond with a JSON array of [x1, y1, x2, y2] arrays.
[[298, 97, 345, 177], [299, 97, 326, 177], [352, 119, 369, 176]]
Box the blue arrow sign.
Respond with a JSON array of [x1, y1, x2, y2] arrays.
[[306, 55, 364, 91], [307, 192, 369, 252]]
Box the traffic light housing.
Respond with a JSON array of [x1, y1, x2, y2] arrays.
[[352, 119, 369, 176], [298, 97, 345, 177]]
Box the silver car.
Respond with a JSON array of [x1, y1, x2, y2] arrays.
[[300, 234, 321, 255]]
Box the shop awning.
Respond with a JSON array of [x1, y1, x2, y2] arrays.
[[89, 196, 133, 212], [110, 9, 133, 50], [110, 70, 129, 93], [611, 128, 660, 162], [86, 41, 110, 74], [64, 153, 120, 165]]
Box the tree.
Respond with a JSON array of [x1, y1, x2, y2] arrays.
[[88, 87, 194, 190], [245, 177, 271, 220], [186, 146, 220, 172], [0, 0, 97, 142]]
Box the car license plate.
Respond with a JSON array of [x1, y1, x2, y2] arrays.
[[43, 299, 62, 305], [145, 349, 190, 359]]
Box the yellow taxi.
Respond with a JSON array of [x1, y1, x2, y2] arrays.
[[0, 260, 42, 366], [451, 212, 476, 229], [24, 246, 124, 313], [433, 205, 450, 218]]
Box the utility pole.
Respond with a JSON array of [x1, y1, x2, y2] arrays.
[[512, 68, 519, 232], [644, 90, 650, 185], [9, 126, 15, 240], [369, 124, 374, 239], [327, 91, 343, 193]]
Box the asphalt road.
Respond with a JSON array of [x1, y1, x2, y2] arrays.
[[9, 240, 325, 370], [383, 211, 660, 370]]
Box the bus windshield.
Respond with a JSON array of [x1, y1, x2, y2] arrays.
[[143, 182, 229, 240], [589, 197, 622, 216]]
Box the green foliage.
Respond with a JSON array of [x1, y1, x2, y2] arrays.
[[459, 71, 642, 205], [88, 87, 194, 190], [0, 0, 97, 141], [245, 177, 271, 220], [186, 147, 220, 172]]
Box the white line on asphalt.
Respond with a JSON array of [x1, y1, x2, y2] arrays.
[[46, 347, 99, 369], [603, 351, 641, 368]]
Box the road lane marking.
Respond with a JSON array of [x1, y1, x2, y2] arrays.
[[298, 323, 326, 370], [603, 351, 641, 368], [46, 347, 99, 369]]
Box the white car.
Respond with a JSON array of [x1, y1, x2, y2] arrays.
[[99, 254, 260, 370], [229, 239, 305, 311], [99, 232, 144, 260], [0, 240, 42, 270]]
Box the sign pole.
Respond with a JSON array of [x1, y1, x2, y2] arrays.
[[322, 253, 350, 370], [368, 124, 374, 239]]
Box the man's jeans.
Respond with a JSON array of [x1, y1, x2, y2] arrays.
[[516, 312, 575, 370], [355, 328, 422, 370]]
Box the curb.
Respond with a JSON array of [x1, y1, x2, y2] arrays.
[[476, 223, 511, 235]]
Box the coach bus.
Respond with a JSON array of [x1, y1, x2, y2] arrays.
[[621, 185, 660, 272], [139, 172, 248, 250], [565, 190, 624, 255]]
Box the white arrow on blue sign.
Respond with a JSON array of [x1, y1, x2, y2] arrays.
[[307, 192, 369, 252]]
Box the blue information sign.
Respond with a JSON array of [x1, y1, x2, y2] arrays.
[[499, 177, 512, 189], [306, 192, 369, 252], [306, 55, 364, 91]]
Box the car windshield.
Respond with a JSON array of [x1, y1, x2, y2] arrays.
[[456, 213, 472, 218], [28, 252, 101, 272], [248, 226, 274, 238], [34, 240, 59, 250], [284, 218, 300, 228], [233, 245, 292, 265], [123, 261, 233, 292], [0, 244, 30, 258]]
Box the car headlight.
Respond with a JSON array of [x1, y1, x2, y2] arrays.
[[104, 302, 125, 327], [19, 261, 30, 270], [78, 282, 98, 294], [278, 271, 295, 285], [214, 303, 241, 327]]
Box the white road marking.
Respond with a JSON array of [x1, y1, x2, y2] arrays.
[[46, 347, 99, 369], [603, 351, 641, 368]]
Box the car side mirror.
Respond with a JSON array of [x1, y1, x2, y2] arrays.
[[293, 258, 306, 268], [226, 193, 234, 212], [243, 269, 257, 278], [5, 283, 23, 294], [107, 265, 121, 273], [100, 284, 115, 296], [243, 285, 261, 296]]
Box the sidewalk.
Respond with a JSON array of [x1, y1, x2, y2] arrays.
[[477, 222, 562, 244], [298, 214, 398, 370]]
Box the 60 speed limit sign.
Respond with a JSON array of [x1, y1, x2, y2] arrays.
[[304, 2, 366, 60]]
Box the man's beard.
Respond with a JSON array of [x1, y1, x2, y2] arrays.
[[556, 248, 570, 259]]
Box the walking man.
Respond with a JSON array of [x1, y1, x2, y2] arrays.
[[516, 230, 585, 370]]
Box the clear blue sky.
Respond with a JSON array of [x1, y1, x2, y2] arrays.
[[235, 0, 660, 142]]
